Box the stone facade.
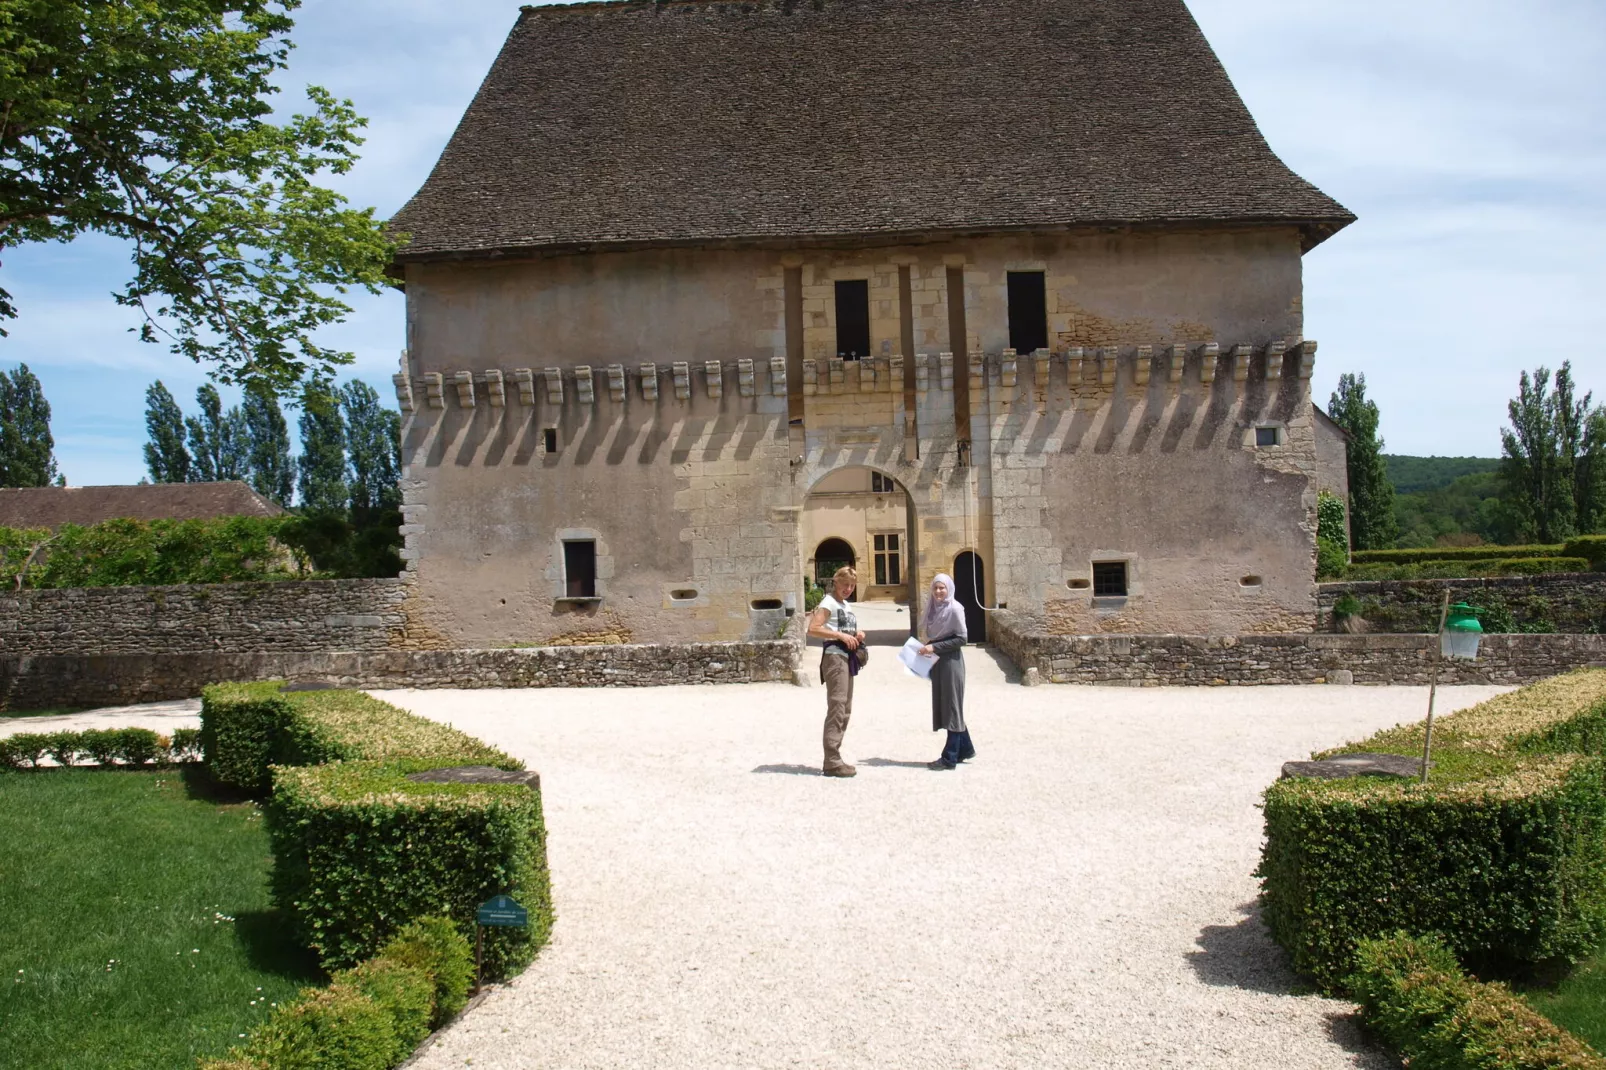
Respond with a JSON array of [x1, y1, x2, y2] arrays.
[[1317, 573, 1606, 634], [990, 611, 1606, 687], [397, 229, 1324, 645]]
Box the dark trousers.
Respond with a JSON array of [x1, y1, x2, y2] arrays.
[[941, 729, 975, 764]]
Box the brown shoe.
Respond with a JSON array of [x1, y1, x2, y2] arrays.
[[822, 764, 857, 778]]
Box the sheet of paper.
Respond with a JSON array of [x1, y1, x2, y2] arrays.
[[899, 636, 938, 679]]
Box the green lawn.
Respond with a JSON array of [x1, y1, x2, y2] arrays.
[[0, 768, 320, 1069], [1526, 941, 1606, 1055]]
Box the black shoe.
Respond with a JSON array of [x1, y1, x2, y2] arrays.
[[928, 758, 956, 770]]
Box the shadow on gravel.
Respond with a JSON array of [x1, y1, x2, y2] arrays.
[[977, 645, 1021, 683], [1187, 901, 1304, 995], [860, 757, 931, 769], [1190, 902, 1395, 1068], [752, 763, 820, 776]]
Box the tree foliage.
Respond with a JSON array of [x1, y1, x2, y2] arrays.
[[1328, 373, 1397, 550], [340, 380, 400, 514], [142, 380, 191, 484], [296, 382, 346, 513], [186, 383, 248, 482], [242, 383, 293, 506], [0, 0, 395, 390], [0, 362, 59, 487], [1499, 362, 1606, 542]]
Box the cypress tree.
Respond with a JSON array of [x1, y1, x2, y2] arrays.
[[0, 364, 61, 487], [242, 384, 294, 506], [297, 382, 348, 512], [186, 384, 248, 482], [142, 380, 191, 484], [1329, 373, 1398, 550]]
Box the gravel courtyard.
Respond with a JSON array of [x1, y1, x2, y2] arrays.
[[377, 640, 1508, 1070]]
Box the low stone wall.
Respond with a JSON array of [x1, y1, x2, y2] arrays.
[[1316, 573, 1606, 634], [0, 579, 411, 656], [0, 639, 803, 711], [990, 611, 1606, 686]]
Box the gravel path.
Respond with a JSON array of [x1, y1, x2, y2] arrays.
[[378, 644, 1509, 1070], [0, 698, 200, 737]]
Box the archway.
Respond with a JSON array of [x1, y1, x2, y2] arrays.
[[812, 537, 856, 593], [953, 551, 987, 642]]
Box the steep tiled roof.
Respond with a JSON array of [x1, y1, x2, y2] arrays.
[[0, 482, 284, 531], [391, 0, 1353, 261]]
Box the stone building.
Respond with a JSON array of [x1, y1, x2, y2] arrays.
[[387, 0, 1353, 647]]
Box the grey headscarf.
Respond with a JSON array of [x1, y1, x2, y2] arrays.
[[922, 573, 968, 642]]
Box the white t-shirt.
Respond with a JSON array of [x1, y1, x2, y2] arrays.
[[818, 594, 859, 657]]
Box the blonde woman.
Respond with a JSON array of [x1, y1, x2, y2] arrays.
[[807, 566, 866, 778], [919, 573, 973, 770]]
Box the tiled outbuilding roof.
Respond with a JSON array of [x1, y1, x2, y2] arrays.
[[0, 482, 284, 531], [391, 0, 1353, 262]]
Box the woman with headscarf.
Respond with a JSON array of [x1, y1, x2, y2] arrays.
[[919, 573, 974, 770]]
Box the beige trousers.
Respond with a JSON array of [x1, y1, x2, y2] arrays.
[[821, 654, 855, 771]]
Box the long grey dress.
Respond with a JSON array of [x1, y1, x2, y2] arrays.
[[928, 633, 967, 732]]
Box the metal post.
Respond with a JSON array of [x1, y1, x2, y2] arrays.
[[1421, 589, 1451, 784], [475, 924, 483, 994]]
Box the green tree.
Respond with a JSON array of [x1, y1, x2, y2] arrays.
[[185, 384, 248, 482], [142, 380, 191, 484], [242, 384, 293, 505], [296, 382, 347, 512], [0, 363, 60, 486], [340, 380, 400, 514], [1500, 362, 1604, 541], [0, 1, 394, 391], [1328, 373, 1398, 549]]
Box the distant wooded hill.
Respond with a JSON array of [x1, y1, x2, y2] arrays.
[[1383, 455, 1504, 547]]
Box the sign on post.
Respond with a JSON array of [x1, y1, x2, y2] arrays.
[[476, 895, 529, 928]]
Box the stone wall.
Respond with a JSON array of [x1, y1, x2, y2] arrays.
[[0, 579, 412, 657], [990, 611, 1606, 686], [1317, 573, 1606, 634]]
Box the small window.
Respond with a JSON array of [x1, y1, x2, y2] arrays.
[[871, 472, 896, 493], [872, 532, 902, 586], [1066, 577, 1091, 590], [1006, 271, 1048, 355], [750, 598, 783, 610], [544, 428, 559, 453], [1240, 575, 1263, 588], [563, 540, 597, 598], [670, 589, 698, 601], [1255, 426, 1279, 447], [1092, 561, 1128, 597], [834, 279, 871, 360]]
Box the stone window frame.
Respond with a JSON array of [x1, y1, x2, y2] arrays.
[[1087, 553, 1140, 607], [870, 530, 903, 587], [1250, 423, 1286, 449], [549, 527, 613, 605]]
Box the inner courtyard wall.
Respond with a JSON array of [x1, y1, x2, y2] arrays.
[[397, 226, 1317, 645]]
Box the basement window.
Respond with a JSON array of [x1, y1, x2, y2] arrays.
[[1092, 561, 1128, 597], [563, 540, 597, 599], [1007, 271, 1048, 355], [834, 279, 871, 360]]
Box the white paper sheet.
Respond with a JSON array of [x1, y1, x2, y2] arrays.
[[898, 636, 938, 679]]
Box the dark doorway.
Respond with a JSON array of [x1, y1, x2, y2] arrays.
[[563, 540, 597, 598], [834, 280, 870, 360], [1007, 271, 1048, 355], [814, 537, 857, 596], [953, 551, 987, 642]]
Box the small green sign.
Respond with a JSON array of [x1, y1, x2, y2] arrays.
[[476, 895, 528, 928]]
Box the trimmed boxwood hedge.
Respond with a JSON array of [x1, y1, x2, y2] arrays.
[[1563, 536, 1606, 569], [200, 682, 518, 795], [268, 758, 552, 978], [200, 916, 474, 1070], [1350, 544, 1563, 566], [1260, 670, 1606, 992], [0, 727, 201, 768], [1350, 932, 1606, 1069]]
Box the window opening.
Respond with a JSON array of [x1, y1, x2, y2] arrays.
[[873, 532, 901, 586], [543, 428, 558, 453], [1255, 426, 1279, 447], [834, 279, 871, 360], [563, 540, 597, 598], [1092, 561, 1128, 597], [1006, 271, 1048, 355], [871, 472, 896, 493]]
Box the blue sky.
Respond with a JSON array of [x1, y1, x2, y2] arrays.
[[5, 0, 1603, 486]]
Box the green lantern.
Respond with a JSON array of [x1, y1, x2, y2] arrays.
[[1441, 602, 1483, 661]]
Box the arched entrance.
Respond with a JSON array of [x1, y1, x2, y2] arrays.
[[953, 551, 987, 642], [813, 537, 857, 593]]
